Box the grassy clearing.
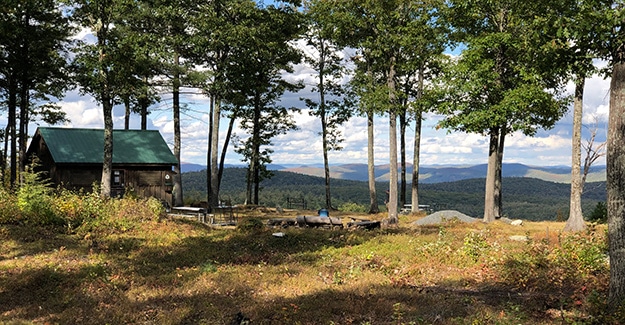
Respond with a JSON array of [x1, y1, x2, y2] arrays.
[[0, 206, 615, 324]]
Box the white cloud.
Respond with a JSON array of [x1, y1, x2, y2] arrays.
[[32, 39, 614, 169]]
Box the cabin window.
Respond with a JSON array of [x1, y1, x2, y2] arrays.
[[112, 170, 124, 187]]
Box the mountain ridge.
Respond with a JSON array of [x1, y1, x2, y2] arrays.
[[182, 162, 607, 184]]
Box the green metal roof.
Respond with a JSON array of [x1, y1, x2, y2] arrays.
[[35, 127, 178, 165]]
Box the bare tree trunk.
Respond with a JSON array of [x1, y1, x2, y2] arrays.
[[18, 11, 30, 183], [218, 114, 236, 190], [124, 98, 130, 130], [19, 83, 29, 182], [399, 111, 407, 209], [8, 81, 17, 188], [248, 93, 262, 205], [317, 39, 333, 210], [245, 161, 253, 205], [565, 77, 586, 232], [367, 110, 378, 214], [387, 56, 398, 224], [172, 51, 183, 206], [322, 112, 332, 210], [101, 101, 113, 198], [608, 56, 625, 308], [483, 128, 500, 222], [210, 97, 221, 208], [494, 126, 505, 218], [411, 66, 424, 213], [206, 97, 213, 209], [140, 76, 148, 130], [98, 30, 112, 198], [388, 111, 398, 224], [411, 111, 422, 213]]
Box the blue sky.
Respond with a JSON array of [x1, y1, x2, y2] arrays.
[[20, 40, 611, 169]]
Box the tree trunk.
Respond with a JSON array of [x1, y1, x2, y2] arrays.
[[367, 110, 379, 214], [172, 51, 183, 206], [124, 97, 131, 130], [387, 56, 398, 224], [494, 126, 505, 218], [210, 97, 221, 208], [608, 56, 625, 308], [218, 114, 236, 190], [315, 37, 333, 210], [399, 111, 407, 209], [18, 81, 29, 182], [411, 67, 424, 213], [411, 111, 422, 213], [98, 28, 112, 199], [18, 10, 30, 183], [322, 111, 332, 210], [100, 99, 114, 198], [8, 81, 17, 188], [140, 76, 149, 130], [245, 161, 253, 205], [388, 111, 398, 224], [247, 92, 262, 205], [207, 97, 214, 209], [565, 77, 586, 232], [483, 128, 500, 222]]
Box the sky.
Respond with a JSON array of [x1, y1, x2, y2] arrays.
[[18, 48, 612, 169]]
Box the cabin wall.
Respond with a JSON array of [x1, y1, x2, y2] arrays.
[[51, 166, 174, 205]]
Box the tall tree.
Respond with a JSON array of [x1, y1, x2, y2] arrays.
[[302, 0, 354, 210], [232, 2, 303, 205], [189, 0, 257, 210], [438, 0, 569, 222], [147, 0, 197, 206], [392, 0, 448, 213], [608, 41, 625, 310], [0, 0, 71, 187], [114, 1, 163, 131], [71, 0, 126, 198], [601, 0, 625, 310], [324, 0, 417, 223], [549, 0, 602, 232]]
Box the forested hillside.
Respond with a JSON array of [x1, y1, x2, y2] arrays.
[[182, 168, 606, 221]]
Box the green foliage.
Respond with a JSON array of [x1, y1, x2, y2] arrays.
[[496, 230, 608, 291], [76, 196, 163, 235], [587, 201, 607, 223], [0, 175, 163, 235], [338, 202, 368, 213], [555, 229, 608, 277], [460, 231, 492, 263], [0, 187, 20, 224], [17, 165, 60, 226]]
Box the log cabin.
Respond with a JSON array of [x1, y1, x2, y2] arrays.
[[25, 127, 178, 204]]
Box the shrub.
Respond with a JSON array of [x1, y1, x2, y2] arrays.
[[17, 164, 61, 226], [587, 201, 607, 223], [77, 196, 164, 235], [554, 230, 608, 276], [338, 202, 368, 213], [0, 187, 20, 224], [460, 231, 491, 263]]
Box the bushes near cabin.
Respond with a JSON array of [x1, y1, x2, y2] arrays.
[[0, 180, 164, 234]]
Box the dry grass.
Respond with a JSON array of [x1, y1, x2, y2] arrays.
[[0, 209, 614, 325]]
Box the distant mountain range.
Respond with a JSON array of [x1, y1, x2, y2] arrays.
[[181, 162, 607, 184]]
